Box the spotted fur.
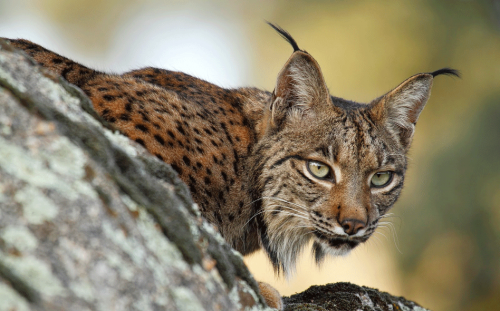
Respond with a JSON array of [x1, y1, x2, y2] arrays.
[[4, 25, 458, 278]]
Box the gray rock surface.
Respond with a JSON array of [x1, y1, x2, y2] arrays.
[[0, 38, 430, 311]]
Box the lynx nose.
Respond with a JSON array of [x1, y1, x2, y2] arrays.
[[341, 219, 366, 235]]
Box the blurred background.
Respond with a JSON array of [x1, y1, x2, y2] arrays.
[[1, 1, 499, 310]]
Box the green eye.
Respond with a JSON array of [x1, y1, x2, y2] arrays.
[[307, 161, 331, 179], [371, 172, 393, 187]]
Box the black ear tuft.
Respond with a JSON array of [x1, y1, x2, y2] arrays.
[[266, 22, 300, 52], [431, 68, 461, 78]]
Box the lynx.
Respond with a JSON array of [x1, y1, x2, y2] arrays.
[[5, 23, 458, 309]]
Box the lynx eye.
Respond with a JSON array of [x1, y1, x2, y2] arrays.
[[307, 161, 332, 179], [371, 172, 393, 187]]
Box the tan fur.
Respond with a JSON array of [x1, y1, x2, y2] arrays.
[[5, 29, 452, 309], [258, 282, 283, 310]]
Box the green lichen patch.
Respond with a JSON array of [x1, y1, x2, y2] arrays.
[[0, 281, 30, 311], [15, 185, 58, 224], [0, 136, 66, 190], [69, 280, 96, 302], [102, 221, 147, 266], [43, 135, 87, 179], [171, 287, 204, 311], [0, 136, 97, 202], [0, 55, 28, 93], [0, 226, 38, 253], [102, 251, 134, 282], [131, 293, 155, 311], [104, 129, 138, 158], [0, 253, 66, 298]]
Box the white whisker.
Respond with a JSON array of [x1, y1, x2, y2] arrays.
[[261, 196, 308, 211], [374, 230, 389, 241], [376, 221, 402, 254], [269, 204, 309, 216], [270, 211, 309, 221], [371, 233, 384, 248]]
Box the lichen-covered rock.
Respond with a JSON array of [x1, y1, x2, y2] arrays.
[[284, 283, 430, 311], [0, 38, 267, 311], [0, 38, 431, 311]]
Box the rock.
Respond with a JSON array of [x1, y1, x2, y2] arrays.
[[284, 283, 429, 311], [0, 38, 430, 311]]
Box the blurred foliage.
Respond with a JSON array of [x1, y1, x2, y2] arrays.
[[401, 94, 500, 311], [1, 1, 499, 310]]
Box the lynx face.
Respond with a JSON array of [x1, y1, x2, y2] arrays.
[[256, 99, 407, 274], [250, 25, 458, 275]]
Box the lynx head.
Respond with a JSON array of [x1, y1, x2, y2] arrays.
[[251, 23, 459, 275]]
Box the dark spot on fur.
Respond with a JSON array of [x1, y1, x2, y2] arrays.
[[52, 58, 63, 64], [215, 212, 223, 224], [176, 124, 186, 136], [119, 113, 130, 121], [135, 124, 149, 133], [171, 163, 182, 175], [154, 135, 165, 145]]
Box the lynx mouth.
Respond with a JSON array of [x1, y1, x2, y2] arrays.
[[313, 231, 361, 249]]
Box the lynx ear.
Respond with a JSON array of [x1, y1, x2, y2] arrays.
[[267, 51, 330, 128], [371, 68, 458, 149], [370, 73, 434, 149]]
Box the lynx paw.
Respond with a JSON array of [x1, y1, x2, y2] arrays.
[[258, 281, 283, 310]]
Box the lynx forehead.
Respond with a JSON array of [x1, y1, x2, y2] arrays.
[[5, 24, 458, 280]]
